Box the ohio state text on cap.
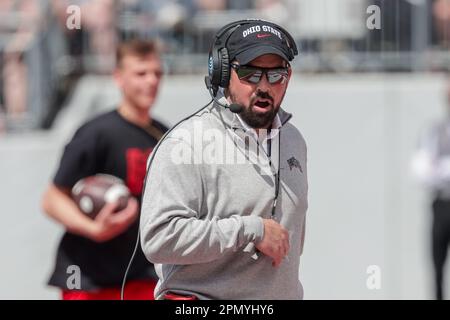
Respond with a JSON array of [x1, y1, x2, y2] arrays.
[[227, 22, 294, 65]]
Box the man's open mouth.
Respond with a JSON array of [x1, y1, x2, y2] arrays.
[[253, 99, 272, 110]]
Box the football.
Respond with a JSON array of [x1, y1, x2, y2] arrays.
[[71, 174, 131, 219]]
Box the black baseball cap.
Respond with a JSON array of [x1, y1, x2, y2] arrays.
[[227, 21, 295, 65]]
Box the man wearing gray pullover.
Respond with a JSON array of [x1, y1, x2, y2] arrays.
[[140, 19, 308, 300]]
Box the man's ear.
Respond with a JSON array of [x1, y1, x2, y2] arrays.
[[282, 67, 292, 87]]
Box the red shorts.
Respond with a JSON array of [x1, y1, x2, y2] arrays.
[[62, 280, 156, 300]]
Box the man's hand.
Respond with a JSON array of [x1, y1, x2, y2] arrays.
[[88, 197, 139, 243], [255, 218, 290, 267]]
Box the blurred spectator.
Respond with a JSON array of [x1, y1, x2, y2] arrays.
[[52, 0, 117, 73], [255, 0, 288, 25], [433, 0, 450, 47], [195, 0, 226, 11], [0, 0, 43, 31], [117, 0, 193, 52], [0, 65, 4, 133], [0, 49, 5, 130], [195, 0, 255, 11], [411, 78, 450, 300], [228, 0, 253, 10], [368, 0, 416, 52], [0, 115, 4, 134], [50, 0, 85, 73], [0, 0, 45, 126], [2, 52, 27, 121]]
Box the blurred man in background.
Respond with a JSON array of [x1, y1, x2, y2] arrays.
[[411, 79, 450, 300], [41, 39, 168, 300]]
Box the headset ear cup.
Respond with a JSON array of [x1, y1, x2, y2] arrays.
[[219, 48, 230, 88], [210, 47, 221, 88]]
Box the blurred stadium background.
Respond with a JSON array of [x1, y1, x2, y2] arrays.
[[1, 0, 450, 299]]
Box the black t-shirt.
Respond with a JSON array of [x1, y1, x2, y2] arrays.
[[48, 110, 168, 290]]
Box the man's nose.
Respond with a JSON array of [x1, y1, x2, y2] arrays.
[[146, 72, 160, 85], [257, 72, 271, 92]]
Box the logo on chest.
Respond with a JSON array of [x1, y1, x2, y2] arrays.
[[126, 148, 153, 195], [287, 156, 303, 173]]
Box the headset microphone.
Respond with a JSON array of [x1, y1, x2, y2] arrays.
[[227, 103, 243, 114], [205, 75, 244, 114]]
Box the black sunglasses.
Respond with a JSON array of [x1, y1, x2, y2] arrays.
[[230, 63, 289, 84]]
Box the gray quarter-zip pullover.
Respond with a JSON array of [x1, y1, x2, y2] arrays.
[[140, 102, 308, 299]]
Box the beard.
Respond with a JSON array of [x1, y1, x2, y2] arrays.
[[237, 91, 280, 129]]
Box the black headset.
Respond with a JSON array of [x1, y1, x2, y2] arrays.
[[207, 19, 299, 96]]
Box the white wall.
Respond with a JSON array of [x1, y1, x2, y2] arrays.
[[0, 73, 447, 299]]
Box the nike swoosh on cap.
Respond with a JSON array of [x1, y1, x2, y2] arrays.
[[256, 34, 271, 38]]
